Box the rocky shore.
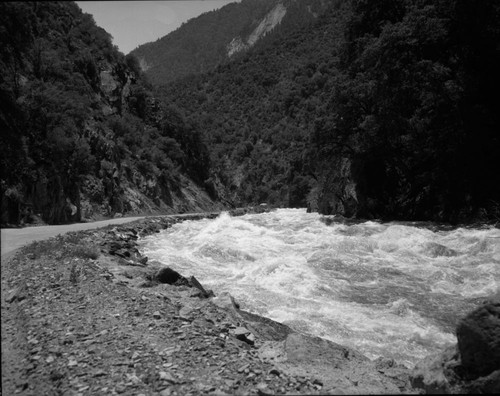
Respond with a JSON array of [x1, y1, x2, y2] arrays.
[[2, 208, 499, 395]]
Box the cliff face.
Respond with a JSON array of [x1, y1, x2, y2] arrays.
[[307, 158, 360, 218], [0, 2, 222, 226]]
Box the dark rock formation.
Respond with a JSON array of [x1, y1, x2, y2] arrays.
[[411, 298, 500, 394], [308, 157, 360, 218], [456, 300, 500, 379], [155, 267, 189, 286]]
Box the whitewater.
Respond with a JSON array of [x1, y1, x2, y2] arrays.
[[139, 208, 500, 368]]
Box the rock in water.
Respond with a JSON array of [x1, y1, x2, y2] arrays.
[[456, 300, 500, 379]]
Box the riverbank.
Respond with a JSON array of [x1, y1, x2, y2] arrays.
[[1, 208, 497, 395]]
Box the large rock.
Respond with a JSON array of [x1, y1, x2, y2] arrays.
[[155, 267, 189, 286], [456, 300, 500, 379], [411, 299, 500, 394]]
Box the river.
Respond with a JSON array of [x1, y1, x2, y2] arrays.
[[138, 208, 500, 368]]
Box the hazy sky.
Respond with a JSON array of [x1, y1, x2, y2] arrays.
[[76, 1, 240, 54]]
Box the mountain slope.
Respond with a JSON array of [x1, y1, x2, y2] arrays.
[[131, 0, 329, 85], [158, 0, 500, 223], [0, 2, 222, 225], [158, 1, 350, 208]]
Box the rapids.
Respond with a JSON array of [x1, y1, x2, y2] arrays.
[[139, 208, 500, 368]]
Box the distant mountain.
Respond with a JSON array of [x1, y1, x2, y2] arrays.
[[131, 0, 330, 85], [0, 2, 222, 225], [159, 0, 500, 223]]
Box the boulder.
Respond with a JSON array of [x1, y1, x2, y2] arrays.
[[411, 299, 500, 394], [456, 300, 500, 379], [155, 267, 189, 286]]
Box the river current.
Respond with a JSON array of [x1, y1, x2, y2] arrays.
[[139, 208, 500, 367]]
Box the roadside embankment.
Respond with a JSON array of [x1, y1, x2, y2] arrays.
[[1, 216, 147, 261]]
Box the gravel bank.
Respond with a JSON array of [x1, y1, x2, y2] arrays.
[[2, 208, 417, 395]]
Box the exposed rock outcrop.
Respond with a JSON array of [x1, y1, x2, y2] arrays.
[[309, 157, 360, 217], [132, 0, 330, 85], [227, 2, 287, 57]]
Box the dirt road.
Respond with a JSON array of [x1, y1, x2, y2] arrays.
[[1, 212, 225, 261], [1, 217, 145, 261]]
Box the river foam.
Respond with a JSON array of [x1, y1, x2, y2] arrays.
[[139, 209, 500, 367]]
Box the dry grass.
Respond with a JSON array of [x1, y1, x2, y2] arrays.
[[22, 232, 100, 261]]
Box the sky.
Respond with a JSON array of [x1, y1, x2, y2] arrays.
[[76, 1, 241, 54]]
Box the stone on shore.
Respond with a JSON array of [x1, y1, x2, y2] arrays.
[[155, 267, 189, 286], [233, 327, 255, 345]]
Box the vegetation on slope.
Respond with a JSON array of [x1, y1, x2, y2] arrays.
[[131, 0, 329, 85], [0, 2, 216, 225], [158, 0, 500, 223], [2, 0, 498, 225], [156, 2, 348, 208], [310, 0, 500, 222]]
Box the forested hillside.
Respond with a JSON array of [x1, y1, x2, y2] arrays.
[[131, 0, 330, 85], [0, 2, 221, 225], [159, 0, 500, 223], [2, 0, 498, 225]]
